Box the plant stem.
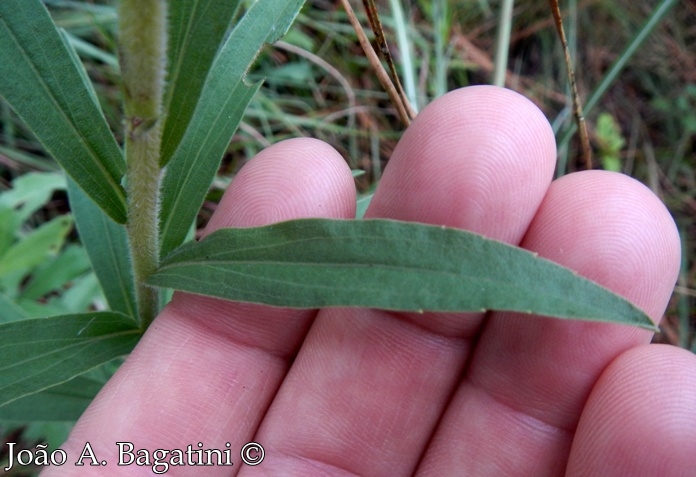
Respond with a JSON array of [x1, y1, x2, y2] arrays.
[[340, 0, 412, 127], [433, 0, 449, 99], [387, 0, 418, 113], [556, 0, 678, 176], [118, 0, 167, 328], [492, 0, 514, 87], [550, 0, 591, 169]]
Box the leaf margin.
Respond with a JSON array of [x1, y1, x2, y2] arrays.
[[149, 218, 657, 331]]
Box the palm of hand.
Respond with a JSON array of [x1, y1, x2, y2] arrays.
[[45, 87, 695, 477]]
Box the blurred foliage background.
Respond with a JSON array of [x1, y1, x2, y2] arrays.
[[0, 0, 694, 472]]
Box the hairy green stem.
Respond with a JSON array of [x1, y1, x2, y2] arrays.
[[118, 0, 167, 328]]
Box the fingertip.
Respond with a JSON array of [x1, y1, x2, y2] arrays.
[[523, 170, 680, 323], [368, 86, 556, 243], [205, 137, 356, 232], [568, 344, 696, 476], [169, 136, 357, 351]]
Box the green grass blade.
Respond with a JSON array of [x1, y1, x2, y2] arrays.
[[583, 0, 677, 116], [432, 0, 451, 98], [0, 144, 61, 172], [159, 0, 306, 258], [387, 0, 418, 110], [63, 30, 119, 69], [556, 0, 679, 174], [0, 311, 140, 406], [149, 218, 655, 330], [0, 0, 127, 223], [492, 0, 514, 87], [67, 179, 137, 320], [160, 0, 242, 167]]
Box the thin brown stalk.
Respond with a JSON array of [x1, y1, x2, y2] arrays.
[[549, 0, 592, 169], [339, 0, 411, 127], [362, 0, 417, 121]]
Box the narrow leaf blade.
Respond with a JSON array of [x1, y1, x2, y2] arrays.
[[159, 0, 305, 257], [0, 311, 141, 406], [149, 219, 655, 330], [67, 178, 137, 319], [0, 0, 127, 223], [160, 0, 242, 167]]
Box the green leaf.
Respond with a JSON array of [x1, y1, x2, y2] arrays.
[[0, 0, 127, 224], [160, 0, 242, 167], [0, 292, 29, 324], [0, 375, 102, 422], [596, 112, 625, 173], [58, 27, 101, 109], [13, 422, 73, 450], [149, 219, 655, 330], [67, 178, 137, 319], [0, 172, 66, 224], [19, 245, 91, 301], [356, 191, 374, 219], [56, 272, 102, 314], [0, 143, 62, 172], [158, 0, 306, 258], [16, 273, 104, 319], [0, 206, 20, 260], [0, 215, 73, 279], [0, 311, 140, 406]]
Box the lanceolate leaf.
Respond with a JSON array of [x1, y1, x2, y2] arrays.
[[149, 219, 655, 330], [0, 312, 140, 406], [160, 0, 242, 167], [67, 179, 137, 320], [0, 0, 127, 224], [159, 0, 306, 258]]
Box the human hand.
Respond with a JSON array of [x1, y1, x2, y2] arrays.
[[44, 86, 696, 476]]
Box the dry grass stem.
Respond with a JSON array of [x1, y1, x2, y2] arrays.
[[549, 0, 592, 169], [362, 0, 417, 121], [339, 0, 412, 127]]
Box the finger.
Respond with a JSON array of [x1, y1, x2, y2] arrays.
[[567, 344, 696, 476], [47, 138, 355, 476], [240, 86, 557, 476], [417, 171, 681, 475]]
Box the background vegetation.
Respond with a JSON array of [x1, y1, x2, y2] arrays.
[[0, 0, 693, 473]]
